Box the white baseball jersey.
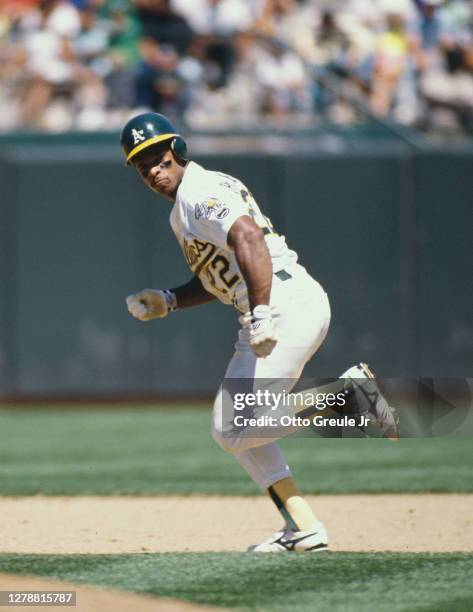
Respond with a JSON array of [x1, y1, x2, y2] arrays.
[[170, 161, 297, 313]]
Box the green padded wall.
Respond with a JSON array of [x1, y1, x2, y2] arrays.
[[414, 151, 473, 376], [0, 139, 471, 397]]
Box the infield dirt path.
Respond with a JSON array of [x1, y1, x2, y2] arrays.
[[0, 573, 218, 612], [1, 494, 472, 554]]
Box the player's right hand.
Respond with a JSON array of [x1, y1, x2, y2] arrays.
[[248, 305, 278, 358], [126, 289, 170, 321]]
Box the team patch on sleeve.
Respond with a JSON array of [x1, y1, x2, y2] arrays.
[[194, 198, 230, 221]]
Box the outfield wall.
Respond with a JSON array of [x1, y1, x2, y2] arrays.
[[0, 136, 471, 396]]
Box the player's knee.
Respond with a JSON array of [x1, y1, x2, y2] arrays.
[[211, 389, 239, 453], [211, 421, 239, 453]]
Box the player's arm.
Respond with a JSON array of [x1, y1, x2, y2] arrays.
[[228, 215, 272, 310], [172, 275, 216, 308], [126, 276, 215, 322], [228, 215, 277, 358]]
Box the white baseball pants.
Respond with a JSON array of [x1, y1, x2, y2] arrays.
[[211, 264, 331, 490]]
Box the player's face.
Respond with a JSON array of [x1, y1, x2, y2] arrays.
[[132, 144, 185, 200]]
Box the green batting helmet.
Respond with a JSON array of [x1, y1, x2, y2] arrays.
[[120, 112, 188, 165]]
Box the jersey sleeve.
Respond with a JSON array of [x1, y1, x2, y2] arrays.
[[189, 187, 250, 250]]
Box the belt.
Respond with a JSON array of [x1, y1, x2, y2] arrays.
[[275, 269, 292, 281]]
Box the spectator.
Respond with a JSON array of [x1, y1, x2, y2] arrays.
[[20, 0, 81, 37], [370, 10, 412, 116], [418, 0, 473, 132], [255, 0, 316, 51], [101, 0, 141, 110], [133, 0, 194, 55], [18, 0, 81, 128], [134, 37, 190, 114], [254, 37, 311, 116], [1, 0, 473, 135]]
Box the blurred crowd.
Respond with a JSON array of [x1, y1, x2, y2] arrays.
[[1, 0, 473, 134]]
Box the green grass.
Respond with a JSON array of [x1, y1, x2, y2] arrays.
[[0, 552, 472, 611], [0, 407, 472, 495], [1, 407, 472, 611]]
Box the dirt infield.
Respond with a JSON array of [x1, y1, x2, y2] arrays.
[[0, 573, 216, 612], [1, 494, 472, 554]]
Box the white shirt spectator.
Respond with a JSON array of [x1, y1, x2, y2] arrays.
[[46, 1, 81, 38], [171, 0, 213, 34], [255, 48, 307, 91], [212, 0, 255, 35], [171, 0, 257, 35], [23, 29, 73, 84], [20, 1, 80, 38]]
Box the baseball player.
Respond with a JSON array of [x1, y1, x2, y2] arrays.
[[122, 112, 399, 553]]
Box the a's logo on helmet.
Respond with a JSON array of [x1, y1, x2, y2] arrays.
[[131, 129, 146, 145]]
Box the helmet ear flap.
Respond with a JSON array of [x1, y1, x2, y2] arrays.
[[170, 136, 188, 165]]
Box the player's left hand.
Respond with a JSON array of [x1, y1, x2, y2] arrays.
[[248, 305, 278, 358], [126, 289, 175, 321]]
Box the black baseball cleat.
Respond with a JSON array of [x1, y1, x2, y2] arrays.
[[341, 363, 400, 440]]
